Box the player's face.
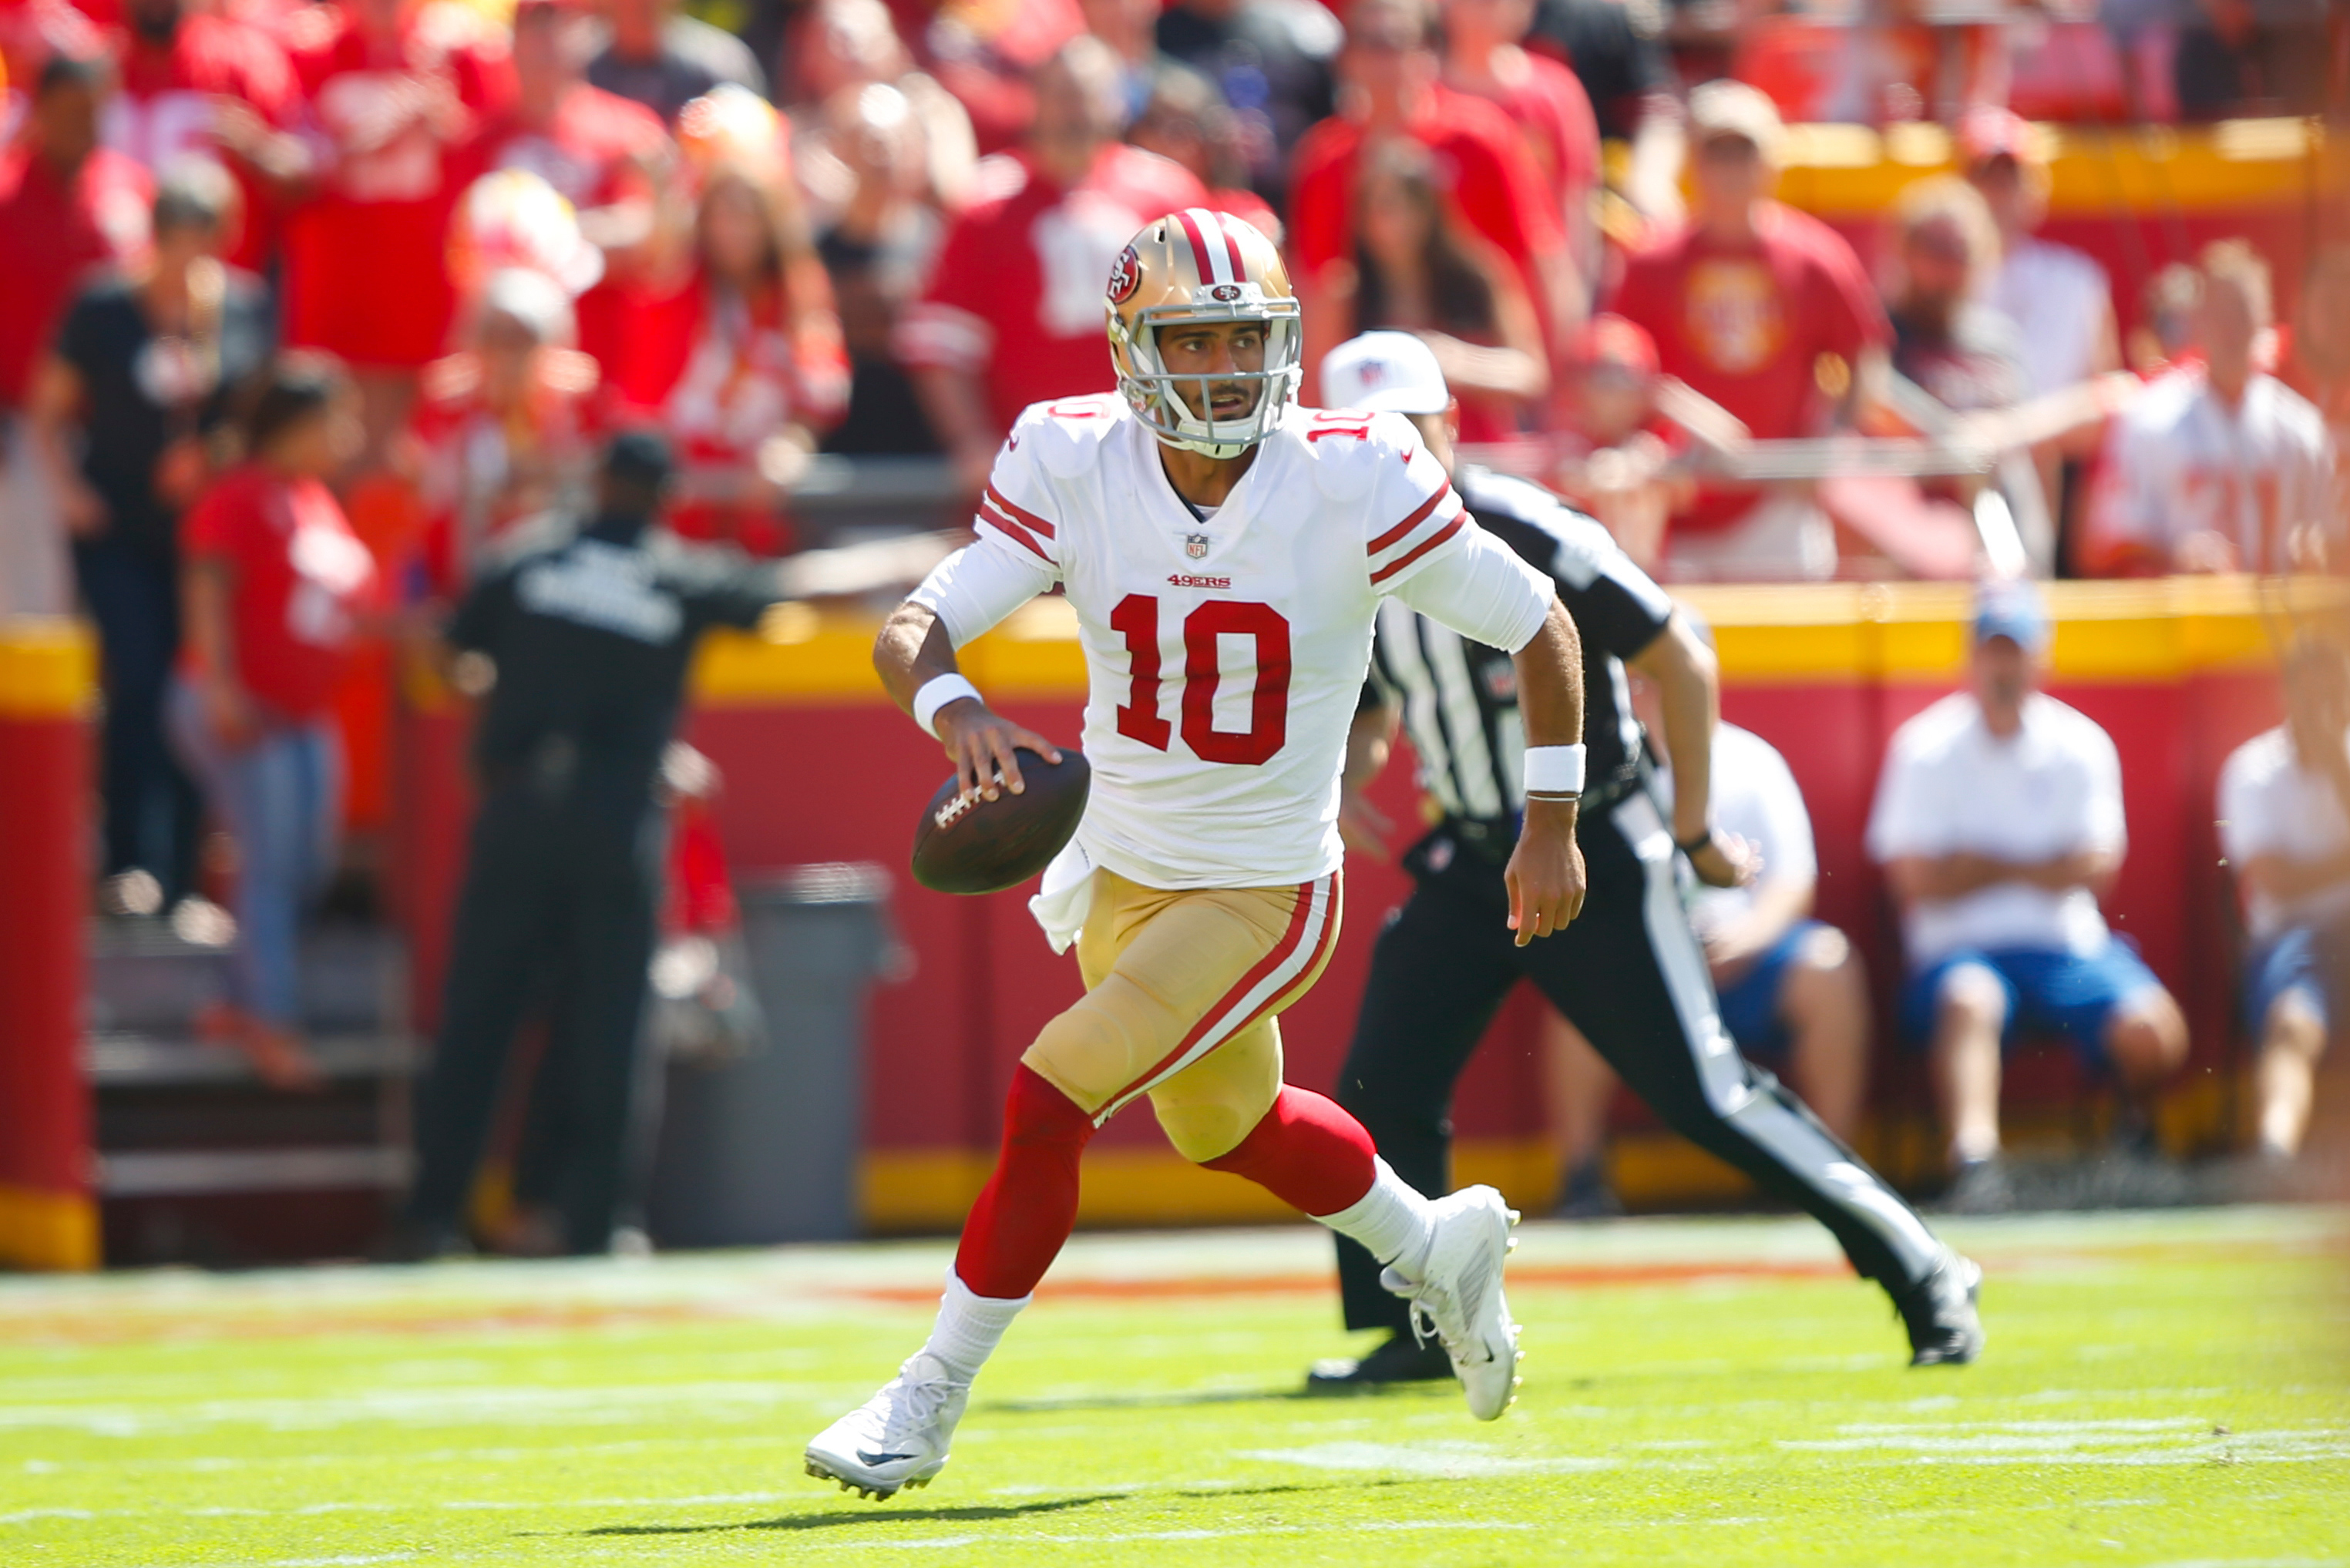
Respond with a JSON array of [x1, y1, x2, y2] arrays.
[[1157, 318, 1269, 425]]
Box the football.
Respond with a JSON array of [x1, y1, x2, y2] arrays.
[[909, 747, 1091, 895]]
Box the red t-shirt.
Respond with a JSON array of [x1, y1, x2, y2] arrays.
[[1286, 88, 1565, 328], [0, 146, 153, 407], [108, 14, 301, 271], [181, 464, 381, 718], [1455, 54, 1599, 220], [404, 345, 601, 594], [453, 82, 665, 211], [895, 144, 1209, 435], [281, 1, 515, 369], [1610, 203, 1888, 533]]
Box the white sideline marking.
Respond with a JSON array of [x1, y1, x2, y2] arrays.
[[824, 1520, 1543, 1551], [1779, 1419, 2348, 1466], [1237, 1441, 1617, 1476]]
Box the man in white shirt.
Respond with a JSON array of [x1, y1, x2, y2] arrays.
[[2085, 241, 2338, 577], [2218, 637, 2350, 1160], [1965, 109, 2117, 408], [1868, 583, 2187, 1207]]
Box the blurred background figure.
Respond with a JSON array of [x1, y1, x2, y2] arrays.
[[2171, 0, 2333, 120], [1610, 80, 1888, 583], [893, 34, 1203, 492], [394, 431, 788, 1260], [1299, 136, 1546, 442], [588, 0, 763, 124], [2219, 636, 2350, 1167], [27, 159, 274, 923], [785, 0, 975, 215], [2124, 262, 2204, 381], [168, 354, 379, 1090], [1125, 60, 1283, 243], [1152, 0, 1338, 206], [603, 84, 846, 554], [1524, 0, 1682, 223], [1288, 0, 1575, 398], [1545, 313, 1699, 576], [1868, 583, 2188, 1212], [2084, 242, 2337, 577], [1437, 0, 1598, 284], [1884, 175, 2021, 420], [279, 0, 514, 473]]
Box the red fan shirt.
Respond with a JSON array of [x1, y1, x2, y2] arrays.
[[1285, 87, 1564, 327], [180, 463, 381, 718], [281, 1, 515, 368], [1450, 53, 1599, 223], [894, 144, 1209, 435], [0, 145, 153, 407], [107, 12, 301, 270], [453, 81, 665, 211], [1610, 203, 1888, 534]]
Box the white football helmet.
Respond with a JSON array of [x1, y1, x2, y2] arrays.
[[1105, 208, 1302, 458]]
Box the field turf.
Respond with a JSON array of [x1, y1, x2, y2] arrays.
[[2, 1206, 2344, 1567]]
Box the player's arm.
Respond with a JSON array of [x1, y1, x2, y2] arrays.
[[1340, 678, 1401, 861], [1627, 610, 1753, 889], [1506, 597, 1589, 945]]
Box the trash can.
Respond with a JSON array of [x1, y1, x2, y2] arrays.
[[647, 863, 891, 1247]]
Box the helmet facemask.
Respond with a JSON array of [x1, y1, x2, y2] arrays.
[[1111, 290, 1302, 458]]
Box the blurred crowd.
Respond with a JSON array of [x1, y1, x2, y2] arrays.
[[0, 0, 2343, 1155]]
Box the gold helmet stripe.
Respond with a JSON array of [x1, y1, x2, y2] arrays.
[[1174, 207, 1246, 289]]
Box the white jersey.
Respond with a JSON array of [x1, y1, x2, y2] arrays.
[[910, 394, 1555, 889], [1985, 238, 2110, 400], [2218, 724, 2350, 941], [2088, 368, 2336, 574]]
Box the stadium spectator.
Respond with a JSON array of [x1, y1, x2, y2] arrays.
[[1078, 0, 1171, 123], [405, 266, 600, 595], [2084, 241, 2337, 576], [2284, 246, 2350, 448], [1546, 313, 1688, 573], [1524, 0, 1683, 222], [1286, 0, 1575, 383], [1125, 60, 1283, 243], [1885, 176, 2022, 419], [280, 0, 516, 469], [1965, 110, 2116, 406], [104, 0, 308, 274], [168, 354, 380, 1090], [25, 159, 273, 919], [1297, 136, 1546, 442], [587, 0, 764, 123], [2173, 0, 2332, 120], [1437, 0, 1599, 274], [1154, 0, 1338, 203], [893, 35, 1205, 492], [0, 54, 153, 417], [1609, 80, 1890, 582], [2124, 261, 2203, 381], [600, 86, 846, 554], [1868, 581, 2188, 1210], [812, 81, 946, 455], [785, 0, 975, 213], [919, 0, 1088, 155], [2220, 636, 2350, 1163]]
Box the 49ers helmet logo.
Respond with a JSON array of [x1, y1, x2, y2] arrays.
[[1107, 245, 1141, 304]]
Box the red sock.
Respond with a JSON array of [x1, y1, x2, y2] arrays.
[[953, 1063, 1097, 1298], [1199, 1085, 1377, 1217]]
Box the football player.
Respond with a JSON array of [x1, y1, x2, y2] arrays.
[[805, 209, 1590, 1499]]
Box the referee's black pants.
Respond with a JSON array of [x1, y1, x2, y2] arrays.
[[1333, 790, 1947, 1335], [405, 780, 663, 1255]]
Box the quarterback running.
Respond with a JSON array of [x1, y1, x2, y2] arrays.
[[804, 208, 1592, 1499]]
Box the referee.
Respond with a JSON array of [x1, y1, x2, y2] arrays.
[[1306, 336, 1982, 1385]]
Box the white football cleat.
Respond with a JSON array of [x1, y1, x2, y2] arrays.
[[1382, 1184, 1522, 1421], [803, 1351, 969, 1499]]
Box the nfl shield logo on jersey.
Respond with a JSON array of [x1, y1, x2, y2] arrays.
[[1185, 532, 1211, 559]]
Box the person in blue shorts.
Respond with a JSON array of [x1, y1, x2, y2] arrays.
[[2219, 637, 2350, 1162], [1867, 583, 2188, 1210]]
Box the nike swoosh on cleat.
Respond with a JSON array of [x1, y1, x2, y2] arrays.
[[857, 1450, 917, 1466]]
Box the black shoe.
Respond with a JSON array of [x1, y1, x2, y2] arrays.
[[1897, 1248, 1985, 1367], [1550, 1157, 1626, 1220], [1304, 1331, 1454, 1393]]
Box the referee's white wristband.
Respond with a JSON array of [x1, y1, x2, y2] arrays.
[[1523, 744, 1586, 798], [913, 673, 983, 737]]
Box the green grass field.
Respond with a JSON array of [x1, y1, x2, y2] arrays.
[[2, 1207, 2345, 1567]]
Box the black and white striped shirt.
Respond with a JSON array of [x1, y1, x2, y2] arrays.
[[1370, 466, 1675, 821]]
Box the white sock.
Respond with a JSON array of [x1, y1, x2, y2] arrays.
[[921, 1269, 1030, 1382], [1314, 1159, 1436, 1281]]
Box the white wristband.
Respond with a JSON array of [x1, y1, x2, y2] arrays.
[[913, 673, 983, 738], [1523, 743, 1586, 797]]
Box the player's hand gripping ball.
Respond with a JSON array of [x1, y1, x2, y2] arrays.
[[911, 749, 1091, 895]]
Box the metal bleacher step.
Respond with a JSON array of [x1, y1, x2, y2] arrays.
[[96, 1145, 414, 1199], [85, 1030, 420, 1088], [86, 922, 407, 1038]]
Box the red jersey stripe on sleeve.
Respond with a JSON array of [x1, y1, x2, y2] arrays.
[[1367, 483, 1454, 555], [1369, 514, 1467, 585], [979, 513, 1052, 562], [984, 482, 1055, 538]]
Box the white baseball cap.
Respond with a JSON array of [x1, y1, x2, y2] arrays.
[[1318, 331, 1450, 416]]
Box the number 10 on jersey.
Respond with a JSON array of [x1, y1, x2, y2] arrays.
[[1110, 594, 1292, 766]]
